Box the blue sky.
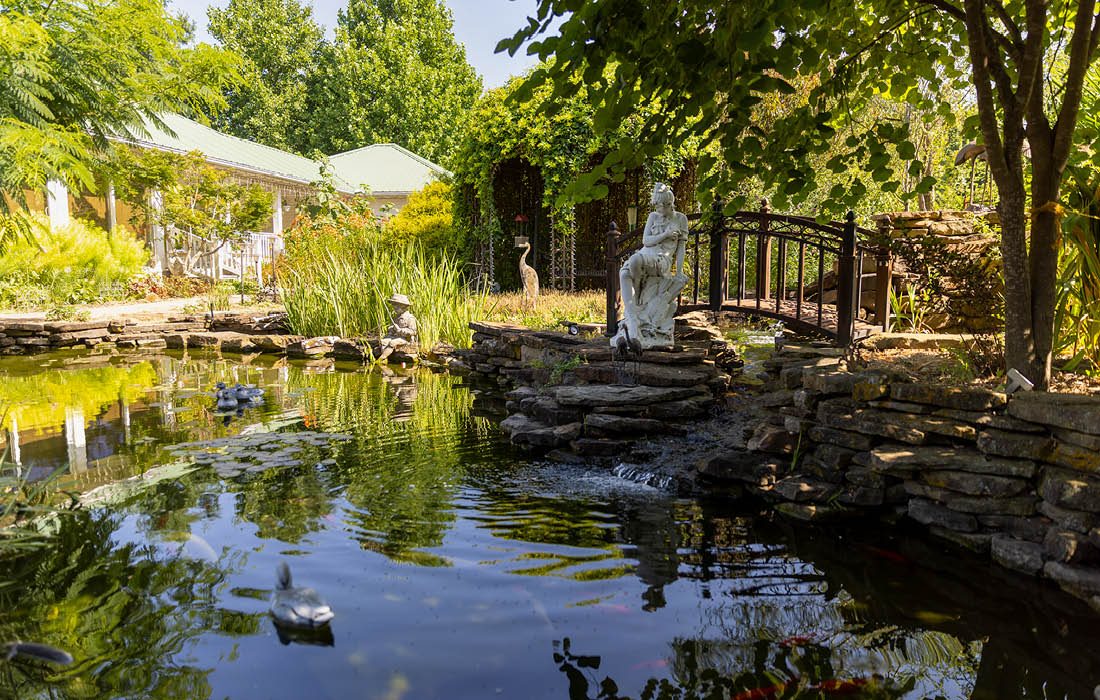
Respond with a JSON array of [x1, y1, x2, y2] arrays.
[[169, 0, 548, 88]]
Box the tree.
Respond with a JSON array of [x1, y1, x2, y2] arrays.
[[305, 0, 482, 165], [503, 1, 1100, 389], [205, 0, 324, 153], [109, 148, 273, 277], [0, 0, 237, 208]]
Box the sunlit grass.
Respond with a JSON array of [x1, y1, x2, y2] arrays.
[[479, 290, 604, 331]]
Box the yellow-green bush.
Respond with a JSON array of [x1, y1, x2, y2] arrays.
[[0, 214, 148, 308], [384, 182, 463, 255]]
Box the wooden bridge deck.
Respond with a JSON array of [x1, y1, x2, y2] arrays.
[[678, 296, 881, 340]]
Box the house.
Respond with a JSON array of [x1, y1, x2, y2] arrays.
[[39, 114, 447, 277], [327, 143, 451, 215]]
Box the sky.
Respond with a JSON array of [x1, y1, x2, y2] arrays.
[[169, 0, 548, 88]]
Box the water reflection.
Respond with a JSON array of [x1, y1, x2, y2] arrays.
[[0, 350, 1096, 698]]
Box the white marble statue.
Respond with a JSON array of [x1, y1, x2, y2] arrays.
[[611, 183, 689, 353]]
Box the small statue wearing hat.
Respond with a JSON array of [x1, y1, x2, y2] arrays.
[[377, 293, 418, 362]]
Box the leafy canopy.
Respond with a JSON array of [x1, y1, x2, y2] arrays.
[[0, 0, 238, 201], [304, 0, 482, 165], [206, 0, 325, 153], [499, 1, 971, 214]]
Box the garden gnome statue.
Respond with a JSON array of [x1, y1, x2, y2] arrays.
[[611, 182, 689, 353], [377, 293, 418, 362]]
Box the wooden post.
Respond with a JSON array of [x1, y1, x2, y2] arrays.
[[606, 221, 619, 336], [708, 199, 727, 312], [757, 198, 772, 301], [836, 211, 858, 347], [875, 251, 892, 331]]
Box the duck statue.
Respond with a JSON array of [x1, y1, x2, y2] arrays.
[[270, 562, 334, 628], [214, 382, 238, 411], [234, 383, 265, 402]]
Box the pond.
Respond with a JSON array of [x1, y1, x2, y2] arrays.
[[0, 350, 1097, 699]]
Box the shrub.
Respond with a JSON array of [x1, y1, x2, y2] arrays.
[[0, 214, 148, 309], [384, 182, 463, 255]]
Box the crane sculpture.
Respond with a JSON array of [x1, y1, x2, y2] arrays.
[[516, 237, 540, 310]]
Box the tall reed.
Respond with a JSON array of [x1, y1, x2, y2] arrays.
[[282, 236, 486, 350]]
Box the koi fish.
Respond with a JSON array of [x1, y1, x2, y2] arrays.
[[630, 658, 669, 671], [808, 678, 869, 694], [778, 634, 815, 648], [731, 678, 869, 699], [863, 545, 910, 564], [2, 642, 73, 665], [730, 683, 786, 700]]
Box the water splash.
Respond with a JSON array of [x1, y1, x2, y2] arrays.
[[612, 463, 675, 490]]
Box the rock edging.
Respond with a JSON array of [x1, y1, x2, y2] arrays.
[[710, 349, 1100, 611]]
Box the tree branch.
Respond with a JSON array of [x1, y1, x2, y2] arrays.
[[988, 0, 1024, 47], [1052, 0, 1099, 165]]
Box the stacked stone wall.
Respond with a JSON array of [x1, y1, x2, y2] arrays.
[[712, 350, 1100, 610], [452, 322, 728, 457], [871, 209, 1001, 332]]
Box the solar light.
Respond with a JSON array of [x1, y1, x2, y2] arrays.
[[626, 204, 638, 229]]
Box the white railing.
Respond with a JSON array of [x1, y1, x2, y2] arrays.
[[176, 230, 283, 288]]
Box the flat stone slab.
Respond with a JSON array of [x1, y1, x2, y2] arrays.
[[859, 333, 968, 351], [570, 362, 714, 388], [552, 384, 706, 407], [922, 469, 1029, 497], [1009, 392, 1100, 436], [868, 446, 1036, 478], [890, 383, 1006, 411]]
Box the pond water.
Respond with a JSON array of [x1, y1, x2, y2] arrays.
[[0, 351, 1098, 700]]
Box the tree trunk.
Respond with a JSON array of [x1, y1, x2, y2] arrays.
[[996, 181, 1035, 381], [1028, 151, 1064, 390]]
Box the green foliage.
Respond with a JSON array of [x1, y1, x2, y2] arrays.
[[1057, 65, 1100, 375], [303, 0, 482, 165], [507, 1, 1100, 385], [0, 214, 147, 309], [450, 64, 698, 266], [384, 182, 462, 254], [108, 147, 273, 260], [205, 0, 324, 153], [0, 0, 238, 207]]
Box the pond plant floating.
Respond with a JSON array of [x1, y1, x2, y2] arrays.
[[270, 562, 334, 628]]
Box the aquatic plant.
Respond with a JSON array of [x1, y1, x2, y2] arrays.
[[282, 237, 487, 350]]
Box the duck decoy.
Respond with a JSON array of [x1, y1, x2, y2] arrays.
[[233, 383, 265, 402], [214, 382, 238, 411], [270, 562, 334, 628]]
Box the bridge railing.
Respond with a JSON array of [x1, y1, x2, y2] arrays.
[[605, 201, 891, 345]]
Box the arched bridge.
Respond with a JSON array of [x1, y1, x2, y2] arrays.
[[604, 202, 891, 345]]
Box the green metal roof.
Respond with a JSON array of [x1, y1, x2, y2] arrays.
[[327, 143, 450, 195], [123, 113, 355, 192]]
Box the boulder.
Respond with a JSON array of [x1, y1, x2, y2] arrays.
[[908, 498, 978, 532], [991, 535, 1044, 575], [807, 426, 875, 451], [1043, 561, 1100, 598], [696, 451, 781, 486], [773, 477, 840, 503], [1039, 468, 1100, 512], [1037, 500, 1099, 534], [1044, 529, 1100, 565], [943, 493, 1037, 516], [747, 424, 797, 454], [978, 515, 1050, 543]]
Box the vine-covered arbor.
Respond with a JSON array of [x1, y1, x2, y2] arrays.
[[452, 64, 698, 293]]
